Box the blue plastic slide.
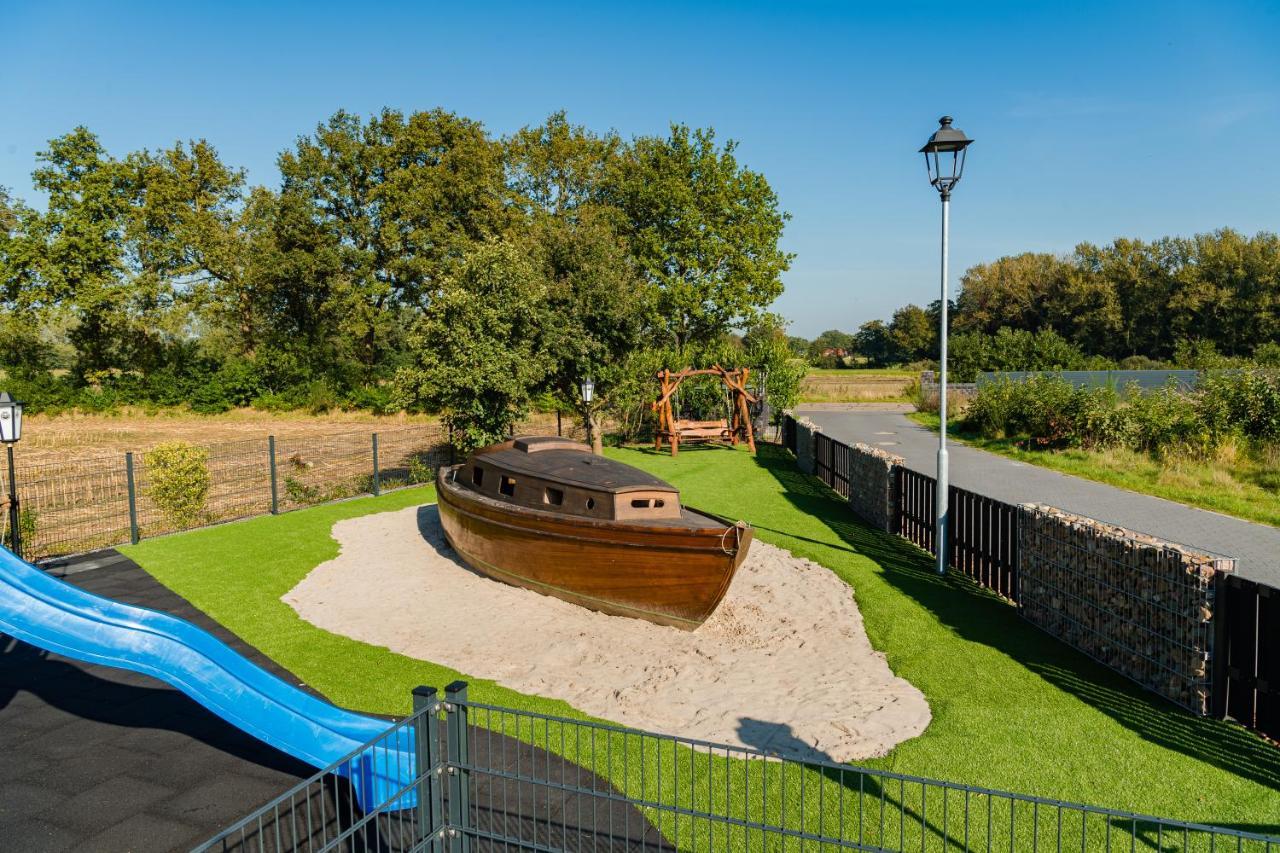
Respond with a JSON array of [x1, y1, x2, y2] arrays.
[[0, 544, 416, 810]]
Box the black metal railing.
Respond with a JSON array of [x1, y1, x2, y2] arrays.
[[198, 682, 1279, 852]]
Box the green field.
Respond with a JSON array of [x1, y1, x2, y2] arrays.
[[122, 445, 1279, 840], [910, 412, 1280, 528]]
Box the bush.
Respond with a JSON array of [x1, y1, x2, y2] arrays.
[[144, 442, 211, 528]]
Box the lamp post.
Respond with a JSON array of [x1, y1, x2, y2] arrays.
[[0, 392, 25, 559], [580, 378, 596, 453], [920, 116, 973, 576]]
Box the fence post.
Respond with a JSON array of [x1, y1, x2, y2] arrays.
[[444, 680, 471, 851], [125, 452, 139, 545], [1211, 573, 1231, 719], [372, 432, 380, 497], [413, 685, 443, 850], [268, 436, 278, 515]]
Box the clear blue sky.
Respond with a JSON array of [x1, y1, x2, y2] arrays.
[[3, 0, 1277, 337]]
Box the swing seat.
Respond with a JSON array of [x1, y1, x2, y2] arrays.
[[672, 419, 732, 441]]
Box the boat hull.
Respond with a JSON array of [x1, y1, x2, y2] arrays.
[[435, 465, 751, 629]]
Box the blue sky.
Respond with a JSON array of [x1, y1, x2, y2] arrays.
[[2, 0, 1277, 337]]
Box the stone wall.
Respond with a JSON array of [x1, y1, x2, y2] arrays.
[[1017, 503, 1234, 714], [845, 443, 903, 534], [793, 415, 819, 475]]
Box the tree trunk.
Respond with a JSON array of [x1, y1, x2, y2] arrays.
[[588, 412, 603, 455]]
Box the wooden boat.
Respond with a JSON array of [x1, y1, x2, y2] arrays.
[[435, 436, 752, 629]]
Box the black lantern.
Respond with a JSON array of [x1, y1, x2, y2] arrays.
[[1, 391, 23, 558], [920, 116, 973, 198], [0, 392, 22, 444], [580, 378, 594, 405]]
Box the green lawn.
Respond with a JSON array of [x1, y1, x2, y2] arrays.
[[910, 412, 1280, 528], [122, 447, 1279, 837]]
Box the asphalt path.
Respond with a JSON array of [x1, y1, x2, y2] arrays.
[[798, 405, 1280, 588]]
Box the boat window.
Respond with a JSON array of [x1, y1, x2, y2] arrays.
[[630, 498, 667, 509], [586, 497, 596, 510], [544, 487, 564, 506], [471, 466, 484, 487], [500, 475, 517, 497]]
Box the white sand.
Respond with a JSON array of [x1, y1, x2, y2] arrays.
[[284, 504, 930, 763]]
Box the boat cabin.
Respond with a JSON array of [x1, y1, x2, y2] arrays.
[[459, 436, 682, 522]]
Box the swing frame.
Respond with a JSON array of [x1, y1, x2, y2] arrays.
[[651, 366, 757, 456]]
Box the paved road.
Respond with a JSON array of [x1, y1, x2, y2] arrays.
[[797, 406, 1280, 588]]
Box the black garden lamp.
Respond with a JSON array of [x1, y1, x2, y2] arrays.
[[920, 115, 973, 199], [919, 116, 973, 577], [0, 391, 25, 558], [580, 378, 596, 452]]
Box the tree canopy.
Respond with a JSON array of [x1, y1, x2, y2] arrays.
[[0, 110, 794, 443]]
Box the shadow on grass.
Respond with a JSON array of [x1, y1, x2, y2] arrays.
[[752, 444, 1280, 798]]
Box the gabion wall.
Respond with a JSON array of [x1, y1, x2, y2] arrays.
[[1018, 503, 1234, 714], [845, 442, 904, 534]]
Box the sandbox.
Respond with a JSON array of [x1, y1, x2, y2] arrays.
[[284, 504, 930, 763]]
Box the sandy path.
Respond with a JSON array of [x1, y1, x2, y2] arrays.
[[284, 504, 930, 763]]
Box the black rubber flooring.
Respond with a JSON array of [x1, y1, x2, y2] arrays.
[[0, 549, 671, 852]]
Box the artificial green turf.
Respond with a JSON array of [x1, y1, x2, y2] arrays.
[[122, 451, 1279, 834]]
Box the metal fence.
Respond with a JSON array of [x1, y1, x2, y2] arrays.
[[198, 682, 1279, 853], [5, 425, 451, 561], [1215, 575, 1280, 739]]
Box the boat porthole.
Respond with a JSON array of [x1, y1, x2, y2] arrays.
[[586, 498, 595, 510]]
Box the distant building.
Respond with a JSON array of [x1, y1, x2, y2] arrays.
[[820, 347, 850, 358]]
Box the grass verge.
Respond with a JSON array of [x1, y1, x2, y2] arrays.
[[122, 449, 1278, 836], [909, 411, 1280, 528]]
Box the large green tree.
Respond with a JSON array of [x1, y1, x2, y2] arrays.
[[394, 241, 552, 450], [279, 108, 510, 379], [609, 124, 792, 354]]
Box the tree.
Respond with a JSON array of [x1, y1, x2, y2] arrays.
[[853, 320, 895, 367], [609, 124, 792, 353], [279, 108, 510, 379], [394, 241, 551, 450], [27, 128, 144, 378], [888, 305, 934, 363], [523, 208, 649, 454]]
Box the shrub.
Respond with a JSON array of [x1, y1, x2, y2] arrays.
[[144, 441, 211, 528], [3, 508, 38, 551]]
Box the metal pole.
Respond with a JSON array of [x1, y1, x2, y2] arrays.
[[412, 685, 442, 849], [444, 681, 472, 851], [936, 193, 950, 575], [5, 443, 20, 558], [371, 432, 380, 496], [268, 436, 279, 515], [125, 451, 139, 546]]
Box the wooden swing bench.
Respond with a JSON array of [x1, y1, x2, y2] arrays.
[[652, 366, 757, 457]]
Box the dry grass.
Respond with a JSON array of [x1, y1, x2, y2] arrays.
[[7, 407, 574, 559], [799, 372, 913, 403]]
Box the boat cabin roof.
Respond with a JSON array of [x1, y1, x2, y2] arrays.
[[473, 436, 678, 496]]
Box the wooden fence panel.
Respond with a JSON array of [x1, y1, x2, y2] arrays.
[[1217, 575, 1280, 740]]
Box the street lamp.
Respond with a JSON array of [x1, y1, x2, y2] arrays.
[[0, 391, 25, 559], [920, 116, 973, 576], [580, 378, 596, 453]]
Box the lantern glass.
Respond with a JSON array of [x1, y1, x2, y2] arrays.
[[0, 392, 22, 443], [920, 116, 973, 195], [580, 378, 594, 404]]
